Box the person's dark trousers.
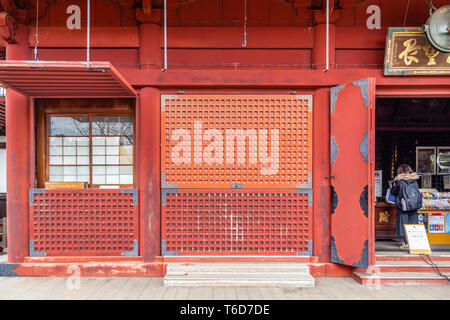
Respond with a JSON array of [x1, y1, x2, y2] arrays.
[[395, 210, 419, 244]]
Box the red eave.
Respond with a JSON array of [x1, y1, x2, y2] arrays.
[[0, 60, 136, 98]]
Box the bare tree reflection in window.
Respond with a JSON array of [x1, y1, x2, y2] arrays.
[[92, 117, 133, 144], [72, 117, 90, 136]]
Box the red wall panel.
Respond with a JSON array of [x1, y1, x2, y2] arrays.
[[34, 48, 139, 68], [166, 49, 312, 69], [29, 189, 139, 256], [335, 49, 385, 69], [162, 189, 312, 255], [161, 94, 313, 189]]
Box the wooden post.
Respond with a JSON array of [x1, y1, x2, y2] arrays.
[[138, 87, 161, 262], [312, 22, 336, 70], [5, 24, 31, 263], [313, 88, 331, 262], [139, 23, 161, 70], [137, 22, 162, 261]]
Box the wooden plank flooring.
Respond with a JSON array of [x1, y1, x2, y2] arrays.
[[0, 276, 448, 300]]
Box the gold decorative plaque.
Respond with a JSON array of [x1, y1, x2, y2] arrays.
[[384, 27, 450, 75]]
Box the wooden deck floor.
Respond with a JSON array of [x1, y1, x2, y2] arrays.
[[0, 276, 448, 300]]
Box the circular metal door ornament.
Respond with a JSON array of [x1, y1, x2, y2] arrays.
[[422, 5, 450, 53]]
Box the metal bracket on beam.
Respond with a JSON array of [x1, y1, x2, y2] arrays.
[[296, 239, 313, 256], [295, 95, 313, 112], [161, 95, 178, 112], [295, 172, 312, 189], [29, 189, 46, 207], [161, 172, 178, 189], [352, 78, 369, 109], [121, 189, 138, 206], [121, 239, 138, 256], [162, 239, 179, 256], [0, 264, 20, 277], [162, 188, 178, 207], [330, 84, 346, 116], [231, 183, 242, 189], [296, 188, 313, 207], [29, 240, 47, 257]]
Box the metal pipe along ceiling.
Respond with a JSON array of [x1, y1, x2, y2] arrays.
[[162, 0, 167, 72]]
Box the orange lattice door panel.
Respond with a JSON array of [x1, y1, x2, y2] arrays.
[[330, 79, 375, 269], [29, 189, 139, 256], [161, 189, 312, 256], [161, 95, 312, 189], [161, 95, 313, 255]]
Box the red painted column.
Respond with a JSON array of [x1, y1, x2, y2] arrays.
[[138, 23, 162, 262], [138, 87, 161, 262], [312, 23, 336, 70], [139, 24, 161, 70], [6, 24, 31, 263], [313, 88, 331, 263], [311, 10, 336, 263]]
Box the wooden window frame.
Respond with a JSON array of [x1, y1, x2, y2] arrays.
[[44, 113, 136, 189]]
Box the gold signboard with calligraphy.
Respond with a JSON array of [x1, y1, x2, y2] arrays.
[[384, 27, 450, 75]]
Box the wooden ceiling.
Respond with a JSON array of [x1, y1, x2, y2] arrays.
[[376, 98, 450, 131]]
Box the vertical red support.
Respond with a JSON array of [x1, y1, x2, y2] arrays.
[[29, 98, 35, 187], [138, 22, 162, 261], [311, 11, 335, 262], [139, 24, 161, 70], [138, 87, 161, 261], [313, 88, 331, 262], [5, 24, 31, 263], [312, 23, 335, 70]]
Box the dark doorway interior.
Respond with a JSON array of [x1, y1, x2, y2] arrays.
[[375, 97, 450, 253]]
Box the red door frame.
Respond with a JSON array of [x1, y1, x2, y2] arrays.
[[374, 87, 450, 254]]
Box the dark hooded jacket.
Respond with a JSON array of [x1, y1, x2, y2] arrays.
[[391, 172, 421, 212]]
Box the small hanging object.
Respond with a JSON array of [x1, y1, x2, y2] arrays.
[[422, 2, 450, 53], [34, 0, 39, 60], [242, 0, 247, 47], [143, 0, 152, 15]]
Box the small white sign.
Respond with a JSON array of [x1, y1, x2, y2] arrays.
[[404, 224, 432, 255], [429, 213, 445, 233]]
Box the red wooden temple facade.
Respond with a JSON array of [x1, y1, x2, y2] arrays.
[[0, 0, 449, 278]]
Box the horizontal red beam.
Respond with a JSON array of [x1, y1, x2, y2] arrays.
[[119, 68, 450, 92], [29, 27, 139, 48], [335, 27, 387, 49], [163, 27, 314, 49], [165, 48, 312, 68], [26, 26, 387, 50]]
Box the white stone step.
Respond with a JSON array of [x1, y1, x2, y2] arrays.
[[375, 260, 450, 268], [164, 262, 315, 287], [164, 272, 315, 287], [353, 271, 450, 285], [166, 262, 310, 274], [354, 271, 450, 280]]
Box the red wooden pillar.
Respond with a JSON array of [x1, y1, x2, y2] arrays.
[[311, 10, 336, 262], [138, 87, 161, 262], [138, 22, 162, 261], [139, 24, 161, 70], [313, 88, 331, 262], [312, 23, 336, 70], [5, 24, 31, 263]]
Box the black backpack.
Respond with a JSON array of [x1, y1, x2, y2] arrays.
[[396, 180, 423, 212]]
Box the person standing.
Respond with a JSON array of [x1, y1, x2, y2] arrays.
[[391, 164, 422, 249]]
